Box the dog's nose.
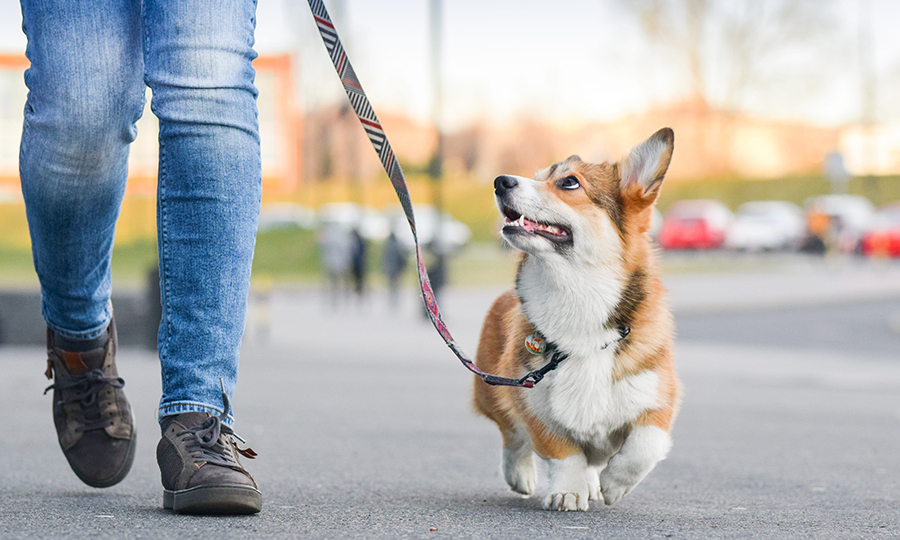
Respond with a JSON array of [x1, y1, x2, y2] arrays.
[[494, 175, 518, 196]]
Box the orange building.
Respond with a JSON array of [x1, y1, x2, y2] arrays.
[[0, 53, 302, 198]]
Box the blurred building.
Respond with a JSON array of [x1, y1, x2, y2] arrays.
[[0, 53, 301, 198], [0, 54, 28, 202], [439, 99, 845, 182], [298, 97, 878, 185], [301, 105, 436, 185], [3, 51, 898, 197], [840, 122, 900, 176]]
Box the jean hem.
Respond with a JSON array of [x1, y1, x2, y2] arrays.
[[44, 313, 112, 341], [158, 401, 234, 427]]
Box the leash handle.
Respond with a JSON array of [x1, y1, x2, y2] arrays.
[[307, 0, 532, 388]]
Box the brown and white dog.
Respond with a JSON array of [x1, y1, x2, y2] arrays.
[[473, 128, 680, 511]]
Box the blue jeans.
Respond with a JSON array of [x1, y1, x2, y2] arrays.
[[19, 0, 261, 424]]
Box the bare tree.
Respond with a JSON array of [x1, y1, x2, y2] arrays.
[[625, 0, 837, 115]]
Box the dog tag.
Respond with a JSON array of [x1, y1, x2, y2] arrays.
[[524, 333, 545, 355]]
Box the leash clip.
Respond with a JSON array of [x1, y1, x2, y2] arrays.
[[521, 326, 631, 387]]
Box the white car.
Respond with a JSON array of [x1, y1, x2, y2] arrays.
[[258, 203, 316, 231], [725, 201, 805, 252], [389, 204, 471, 254], [316, 202, 390, 240]]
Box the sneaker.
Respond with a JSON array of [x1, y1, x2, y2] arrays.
[[157, 392, 261, 514], [43, 318, 136, 488]]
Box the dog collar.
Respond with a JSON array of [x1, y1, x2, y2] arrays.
[[520, 326, 631, 385]]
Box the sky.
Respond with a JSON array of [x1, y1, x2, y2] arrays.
[[2, 0, 900, 131]]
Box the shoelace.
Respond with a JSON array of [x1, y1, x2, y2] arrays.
[[44, 369, 125, 432], [178, 392, 257, 468]]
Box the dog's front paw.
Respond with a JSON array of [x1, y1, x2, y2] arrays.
[[543, 492, 589, 511], [599, 474, 631, 506], [503, 446, 536, 495], [506, 464, 536, 496], [544, 454, 590, 510], [599, 425, 671, 505]]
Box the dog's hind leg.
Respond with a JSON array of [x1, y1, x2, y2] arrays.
[[500, 424, 536, 496]]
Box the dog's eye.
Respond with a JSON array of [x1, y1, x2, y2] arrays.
[[557, 176, 580, 190]]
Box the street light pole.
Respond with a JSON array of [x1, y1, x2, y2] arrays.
[[858, 0, 878, 199], [428, 0, 447, 297]]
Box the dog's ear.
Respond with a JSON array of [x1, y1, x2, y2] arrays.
[[620, 127, 674, 204]]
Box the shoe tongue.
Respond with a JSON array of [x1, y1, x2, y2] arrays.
[[175, 412, 212, 429], [58, 347, 106, 374]]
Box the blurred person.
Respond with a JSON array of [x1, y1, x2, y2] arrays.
[[827, 215, 846, 254], [804, 208, 829, 255], [421, 240, 447, 320], [318, 222, 353, 304], [145, 264, 161, 350], [381, 230, 408, 308], [251, 274, 274, 344], [349, 227, 368, 298], [19, 0, 262, 514]]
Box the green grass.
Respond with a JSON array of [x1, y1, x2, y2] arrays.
[[440, 181, 503, 243], [0, 231, 835, 291], [0, 247, 38, 287], [251, 228, 519, 287], [109, 240, 159, 286], [447, 242, 518, 286], [110, 229, 327, 285], [251, 228, 322, 281], [0, 240, 161, 289]]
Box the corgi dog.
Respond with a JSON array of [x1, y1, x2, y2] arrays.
[[473, 128, 680, 511]]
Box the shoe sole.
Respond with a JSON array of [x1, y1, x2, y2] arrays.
[[67, 429, 137, 489], [164, 485, 262, 515]]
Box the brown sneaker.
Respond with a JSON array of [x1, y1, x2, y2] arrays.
[[157, 392, 261, 514], [43, 318, 136, 488]]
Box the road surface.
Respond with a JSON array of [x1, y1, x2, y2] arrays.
[[1, 264, 899, 539]]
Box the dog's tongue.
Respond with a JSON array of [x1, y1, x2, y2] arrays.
[[522, 217, 538, 233]]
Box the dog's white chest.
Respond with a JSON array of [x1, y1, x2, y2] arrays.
[[516, 257, 660, 443], [529, 355, 661, 441]]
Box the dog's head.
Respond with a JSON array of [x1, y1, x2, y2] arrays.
[[494, 128, 674, 263]]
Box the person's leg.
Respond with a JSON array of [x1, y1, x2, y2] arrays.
[[143, 0, 262, 514], [19, 0, 144, 488], [20, 0, 145, 339], [144, 0, 261, 424]]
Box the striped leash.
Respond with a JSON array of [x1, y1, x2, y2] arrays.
[[306, 0, 534, 388]]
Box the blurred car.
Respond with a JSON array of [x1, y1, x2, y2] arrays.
[[803, 194, 875, 254], [389, 204, 471, 254], [658, 200, 732, 250], [860, 202, 900, 258], [725, 200, 805, 252], [258, 203, 316, 231]]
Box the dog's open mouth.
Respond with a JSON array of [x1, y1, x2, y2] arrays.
[[501, 206, 571, 243]]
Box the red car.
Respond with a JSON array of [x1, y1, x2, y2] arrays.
[[861, 202, 900, 258], [658, 200, 732, 250]]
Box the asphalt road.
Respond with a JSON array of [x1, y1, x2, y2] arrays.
[[677, 299, 900, 359], [1, 266, 899, 539]]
